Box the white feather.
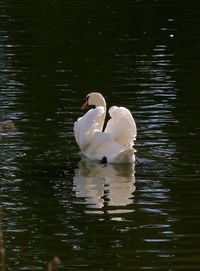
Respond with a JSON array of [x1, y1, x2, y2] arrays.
[[74, 106, 105, 150], [105, 106, 137, 147]]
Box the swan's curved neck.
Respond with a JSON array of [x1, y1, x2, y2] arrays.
[[95, 96, 106, 111], [94, 95, 106, 132]]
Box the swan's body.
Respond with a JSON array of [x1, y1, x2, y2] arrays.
[[74, 92, 137, 164]]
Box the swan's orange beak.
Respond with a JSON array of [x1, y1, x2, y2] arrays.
[[81, 100, 89, 110]]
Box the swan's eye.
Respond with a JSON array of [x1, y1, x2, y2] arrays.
[[86, 96, 89, 101]]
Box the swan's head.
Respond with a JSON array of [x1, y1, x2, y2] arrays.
[[81, 92, 106, 110]]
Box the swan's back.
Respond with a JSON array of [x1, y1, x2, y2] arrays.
[[104, 106, 137, 147]]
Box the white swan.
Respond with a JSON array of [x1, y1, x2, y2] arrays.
[[74, 92, 137, 163]]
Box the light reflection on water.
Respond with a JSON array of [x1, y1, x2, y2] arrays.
[[73, 158, 136, 214]]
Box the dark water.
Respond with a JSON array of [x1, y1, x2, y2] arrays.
[[1, 0, 200, 270]]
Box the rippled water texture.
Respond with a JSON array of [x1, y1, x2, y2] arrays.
[[1, 1, 200, 270]]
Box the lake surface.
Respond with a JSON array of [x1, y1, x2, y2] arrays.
[[1, 0, 200, 270]]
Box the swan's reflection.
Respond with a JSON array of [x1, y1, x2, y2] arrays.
[[73, 158, 136, 214]]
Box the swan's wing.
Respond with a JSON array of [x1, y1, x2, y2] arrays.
[[104, 106, 137, 147], [74, 106, 105, 150]]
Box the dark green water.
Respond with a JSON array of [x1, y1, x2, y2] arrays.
[[1, 0, 200, 270]]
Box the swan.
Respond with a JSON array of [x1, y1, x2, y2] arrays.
[[74, 92, 137, 164]]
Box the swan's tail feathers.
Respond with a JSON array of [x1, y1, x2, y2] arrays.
[[115, 148, 136, 164]]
